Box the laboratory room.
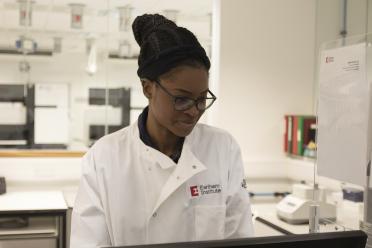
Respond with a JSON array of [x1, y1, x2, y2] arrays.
[[0, 0, 372, 247]]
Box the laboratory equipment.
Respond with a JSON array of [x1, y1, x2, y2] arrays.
[[276, 184, 336, 224]]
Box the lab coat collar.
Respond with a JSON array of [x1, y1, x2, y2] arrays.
[[150, 142, 207, 217], [151, 148, 176, 170], [137, 107, 184, 163], [133, 121, 175, 169], [135, 121, 200, 170], [131, 122, 207, 217]]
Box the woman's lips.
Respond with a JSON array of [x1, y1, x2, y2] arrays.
[[178, 121, 195, 128]]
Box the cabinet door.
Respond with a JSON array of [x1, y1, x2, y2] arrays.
[[0, 239, 56, 248]]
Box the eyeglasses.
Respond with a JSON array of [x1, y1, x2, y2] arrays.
[[154, 80, 217, 111]]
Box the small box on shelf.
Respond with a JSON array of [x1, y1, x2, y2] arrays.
[[0, 177, 5, 195]]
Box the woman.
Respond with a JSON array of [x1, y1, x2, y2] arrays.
[[70, 14, 254, 248]]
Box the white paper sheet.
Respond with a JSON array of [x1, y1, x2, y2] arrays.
[[317, 42, 368, 186], [34, 108, 69, 144]]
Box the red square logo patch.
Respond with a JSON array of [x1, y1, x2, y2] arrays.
[[190, 186, 199, 197]]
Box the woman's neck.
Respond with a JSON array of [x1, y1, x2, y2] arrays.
[[146, 109, 181, 157]]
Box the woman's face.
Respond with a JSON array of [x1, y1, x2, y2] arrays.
[[148, 66, 209, 137]]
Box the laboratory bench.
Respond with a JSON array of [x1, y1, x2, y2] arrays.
[[251, 197, 362, 237], [62, 191, 363, 241], [0, 190, 363, 248]]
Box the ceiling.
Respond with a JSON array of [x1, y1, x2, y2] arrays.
[[0, 0, 213, 54]]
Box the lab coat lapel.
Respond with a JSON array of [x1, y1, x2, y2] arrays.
[[150, 143, 207, 217]]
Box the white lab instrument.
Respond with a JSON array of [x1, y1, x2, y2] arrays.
[[276, 184, 336, 224]]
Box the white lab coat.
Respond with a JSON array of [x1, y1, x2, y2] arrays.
[[70, 122, 254, 248]]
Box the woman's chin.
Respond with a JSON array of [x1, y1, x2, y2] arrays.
[[172, 123, 196, 137]]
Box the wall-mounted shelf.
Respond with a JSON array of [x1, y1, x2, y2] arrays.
[[286, 154, 316, 162], [0, 150, 85, 158]]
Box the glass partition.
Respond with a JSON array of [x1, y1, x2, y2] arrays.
[[0, 0, 212, 153], [316, 32, 372, 245]]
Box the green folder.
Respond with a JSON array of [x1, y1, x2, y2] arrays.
[[297, 116, 304, 156]]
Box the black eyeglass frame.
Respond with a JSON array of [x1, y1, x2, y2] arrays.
[[154, 80, 217, 111]]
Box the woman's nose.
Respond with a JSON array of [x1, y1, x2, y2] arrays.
[[183, 104, 200, 117]]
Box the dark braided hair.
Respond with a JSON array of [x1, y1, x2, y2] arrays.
[[132, 14, 210, 81]]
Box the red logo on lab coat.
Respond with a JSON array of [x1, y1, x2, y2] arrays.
[[190, 186, 199, 197]]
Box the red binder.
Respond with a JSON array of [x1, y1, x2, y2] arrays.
[[284, 116, 289, 153], [292, 116, 298, 155]]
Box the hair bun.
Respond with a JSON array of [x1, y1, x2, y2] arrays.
[[132, 14, 177, 46]]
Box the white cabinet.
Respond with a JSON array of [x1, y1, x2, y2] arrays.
[[0, 191, 68, 248]]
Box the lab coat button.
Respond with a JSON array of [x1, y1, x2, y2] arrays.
[[152, 212, 157, 218], [176, 176, 180, 180], [192, 165, 197, 169]]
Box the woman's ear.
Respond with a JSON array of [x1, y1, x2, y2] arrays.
[[141, 79, 153, 99]]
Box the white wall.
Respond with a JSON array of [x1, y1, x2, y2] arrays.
[[0, 157, 81, 186], [212, 0, 316, 162], [315, 0, 369, 49]]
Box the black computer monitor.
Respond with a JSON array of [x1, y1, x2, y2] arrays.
[[108, 230, 367, 248]]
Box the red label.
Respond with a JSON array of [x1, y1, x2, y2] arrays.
[[190, 186, 199, 197], [326, 56, 334, 63], [74, 15, 81, 22]]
